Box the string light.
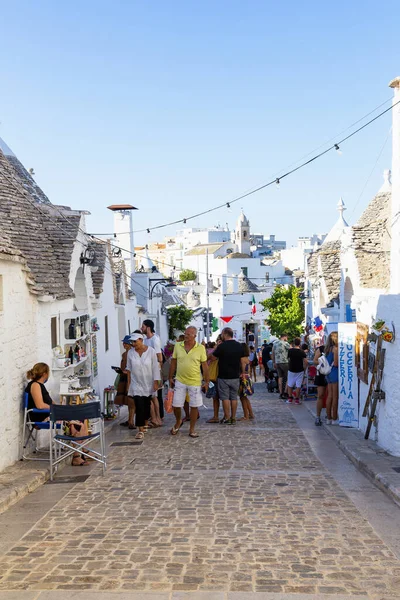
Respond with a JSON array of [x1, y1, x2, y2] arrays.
[[275, 178, 280, 187], [334, 144, 342, 155], [88, 99, 400, 238], [183, 218, 187, 224]]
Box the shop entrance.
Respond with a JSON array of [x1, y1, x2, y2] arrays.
[[244, 321, 259, 348]]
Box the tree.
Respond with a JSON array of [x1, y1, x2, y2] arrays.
[[166, 305, 194, 339], [179, 269, 197, 282], [260, 285, 304, 339]]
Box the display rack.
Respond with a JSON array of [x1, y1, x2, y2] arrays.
[[52, 311, 95, 403]]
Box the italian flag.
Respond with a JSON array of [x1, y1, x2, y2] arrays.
[[251, 295, 256, 315]]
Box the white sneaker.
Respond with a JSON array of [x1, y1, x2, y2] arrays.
[[331, 420, 339, 425], [325, 419, 332, 425]]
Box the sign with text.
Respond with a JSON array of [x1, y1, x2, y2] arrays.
[[338, 323, 358, 428]]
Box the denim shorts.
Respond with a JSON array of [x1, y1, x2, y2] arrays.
[[326, 366, 338, 384]]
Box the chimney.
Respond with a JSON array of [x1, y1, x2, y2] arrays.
[[107, 205, 138, 279], [389, 77, 400, 293]]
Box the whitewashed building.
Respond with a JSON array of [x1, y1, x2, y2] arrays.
[[182, 211, 292, 346], [281, 233, 326, 272], [0, 138, 138, 472], [305, 77, 400, 456]]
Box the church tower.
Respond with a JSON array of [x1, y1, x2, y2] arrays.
[[235, 210, 251, 255]]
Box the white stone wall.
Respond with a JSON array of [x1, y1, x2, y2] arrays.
[[0, 258, 38, 471], [92, 259, 126, 406], [354, 293, 400, 456]]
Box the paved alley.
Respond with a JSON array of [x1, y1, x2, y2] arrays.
[[0, 385, 399, 600]]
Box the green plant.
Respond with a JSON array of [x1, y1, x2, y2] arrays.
[[179, 269, 197, 282], [260, 285, 303, 339], [166, 305, 194, 339]]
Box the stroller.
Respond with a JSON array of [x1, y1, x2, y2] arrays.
[[266, 360, 279, 393]]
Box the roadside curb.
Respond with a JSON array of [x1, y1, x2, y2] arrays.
[[304, 400, 400, 507], [0, 412, 126, 515]]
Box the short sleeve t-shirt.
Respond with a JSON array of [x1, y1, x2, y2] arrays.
[[173, 342, 207, 387], [213, 340, 245, 379], [273, 340, 290, 364], [288, 348, 306, 373], [144, 334, 162, 355]]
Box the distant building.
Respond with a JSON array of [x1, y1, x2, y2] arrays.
[[251, 234, 286, 257], [182, 211, 292, 346], [281, 232, 327, 271]]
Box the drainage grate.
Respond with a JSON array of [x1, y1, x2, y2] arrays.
[[392, 467, 400, 473], [47, 475, 90, 484], [110, 441, 143, 447]]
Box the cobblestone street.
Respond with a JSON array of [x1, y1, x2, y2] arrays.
[[0, 384, 399, 600]]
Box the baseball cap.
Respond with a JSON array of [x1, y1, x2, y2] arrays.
[[129, 332, 144, 342], [142, 319, 155, 330], [122, 335, 132, 344]]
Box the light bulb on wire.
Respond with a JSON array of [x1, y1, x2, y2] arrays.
[[275, 178, 280, 188], [334, 144, 342, 155]]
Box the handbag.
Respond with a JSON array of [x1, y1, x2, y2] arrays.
[[239, 376, 254, 397], [164, 388, 174, 413]]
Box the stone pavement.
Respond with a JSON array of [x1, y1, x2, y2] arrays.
[[305, 400, 400, 508], [0, 386, 399, 599], [0, 415, 125, 515]]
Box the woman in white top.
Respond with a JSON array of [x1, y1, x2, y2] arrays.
[[125, 332, 160, 439]]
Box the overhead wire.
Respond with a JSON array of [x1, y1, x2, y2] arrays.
[[1, 95, 398, 302], [89, 98, 398, 236]]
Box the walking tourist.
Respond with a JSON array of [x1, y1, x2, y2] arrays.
[[325, 332, 339, 425], [272, 333, 290, 399], [211, 327, 247, 425], [141, 319, 163, 424], [313, 342, 327, 425], [206, 340, 221, 423], [238, 343, 255, 420], [115, 335, 136, 429], [287, 337, 308, 404], [249, 345, 258, 382], [262, 341, 272, 382], [125, 332, 160, 440], [169, 326, 209, 438]]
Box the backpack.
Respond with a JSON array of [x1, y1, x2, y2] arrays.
[[317, 353, 332, 375]]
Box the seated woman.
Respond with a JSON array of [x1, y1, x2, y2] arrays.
[[26, 363, 91, 466]]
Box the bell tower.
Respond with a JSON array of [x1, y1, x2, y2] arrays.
[[235, 210, 251, 255]]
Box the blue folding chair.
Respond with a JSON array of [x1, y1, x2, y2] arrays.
[[21, 392, 54, 461], [49, 402, 106, 480]]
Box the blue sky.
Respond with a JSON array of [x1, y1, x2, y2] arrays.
[[1, 0, 399, 247]]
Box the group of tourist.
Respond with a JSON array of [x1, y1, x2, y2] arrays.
[[263, 330, 339, 426], [25, 320, 340, 465], [118, 324, 256, 438]]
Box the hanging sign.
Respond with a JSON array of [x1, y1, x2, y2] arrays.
[[338, 323, 358, 427], [220, 316, 233, 323]]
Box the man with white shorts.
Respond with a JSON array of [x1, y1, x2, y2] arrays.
[[169, 326, 209, 438], [287, 337, 308, 405]]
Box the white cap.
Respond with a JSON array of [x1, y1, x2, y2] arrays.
[[129, 332, 144, 342]]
